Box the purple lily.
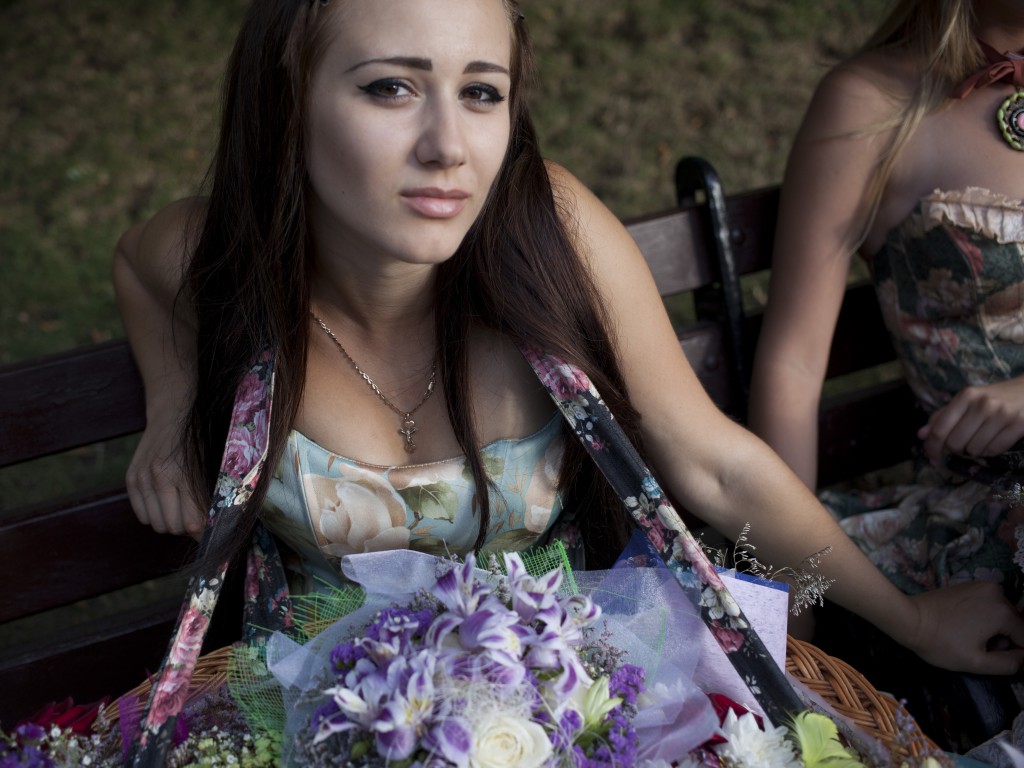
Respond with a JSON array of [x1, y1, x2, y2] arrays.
[[458, 607, 531, 655], [424, 715, 473, 768], [504, 554, 564, 624], [433, 556, 493, 617]]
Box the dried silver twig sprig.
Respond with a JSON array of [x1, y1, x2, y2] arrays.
[[714, 523, 836, 616]]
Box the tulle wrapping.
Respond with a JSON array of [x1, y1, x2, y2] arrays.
[[572, 564, 721, 760], [266, 549, 721, 765]]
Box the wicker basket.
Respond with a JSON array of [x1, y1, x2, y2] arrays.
[[785, 635, 942, 759], [104, 645, 236, 727], [109, 637, 941, 762]]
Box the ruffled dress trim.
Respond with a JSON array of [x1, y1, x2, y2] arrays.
[[921, 187, 1024, 244]]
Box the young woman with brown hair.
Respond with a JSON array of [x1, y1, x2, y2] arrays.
[[115, 0, 1024, 687]]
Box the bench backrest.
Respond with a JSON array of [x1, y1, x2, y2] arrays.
[[639, 156, 919, 487], [0, 343, 194, 723], [0, 156, 918, 724]]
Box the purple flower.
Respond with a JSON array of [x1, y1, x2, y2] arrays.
[[1, 746, 53, 768], [458, 607, 531, 656], [12, 725, 45, 743], [374, 715, 418, 762], [433, 557, 492, 617], [366, 606, 434, 645], [609, 664, 646, 708], [424, 612, 462, 649], [424, 716, 472, 768], [551, 708, 583, 749], [504, 554, 563, 624], [330, 640, 366, 671]]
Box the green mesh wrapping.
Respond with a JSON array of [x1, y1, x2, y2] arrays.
[[497, 539, 578, 597], [226, 541, 577, 740], [227, 642, 286, 739]]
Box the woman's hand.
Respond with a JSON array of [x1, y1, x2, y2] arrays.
[[900, 581, 1024, 675], [126, 407, 204, 540], [918, 377, 1024, 465]]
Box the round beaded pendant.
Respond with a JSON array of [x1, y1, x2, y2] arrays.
[[997, 91, 1024, 151]]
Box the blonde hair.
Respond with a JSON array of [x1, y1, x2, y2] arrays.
[[854, 0, 983, 248]]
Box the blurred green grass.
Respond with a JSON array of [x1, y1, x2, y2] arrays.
[[1, 0, 889, 366]]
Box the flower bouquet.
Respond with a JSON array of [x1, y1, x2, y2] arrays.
[[1, 543, 958, 768], [289, 552, 646, 767], [250, 545, 950, 768], [0, 687, 279, 768]]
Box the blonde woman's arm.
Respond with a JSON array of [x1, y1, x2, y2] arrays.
[[549, 163, 1024, 676], [748, 62, 898, 489]]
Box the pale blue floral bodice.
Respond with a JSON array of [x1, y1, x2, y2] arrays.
[[262, 414, 566, 593]]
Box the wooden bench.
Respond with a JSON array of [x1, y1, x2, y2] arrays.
[[0, 156, 919, 726]]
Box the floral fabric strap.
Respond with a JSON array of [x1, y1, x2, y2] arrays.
[[521, 345, 806, 724], [129, 352, 281, 768]]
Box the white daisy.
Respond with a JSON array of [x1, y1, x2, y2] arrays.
[[714, 709, 802, 768]]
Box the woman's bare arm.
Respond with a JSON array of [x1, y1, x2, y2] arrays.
[[549, 162, 1024, 675], [112, 198, 205, 538], [748, 62, 899, 488]]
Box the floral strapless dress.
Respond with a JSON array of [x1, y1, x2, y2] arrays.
[[261, 413, 574, 594], [820, 187, 1024, 599]]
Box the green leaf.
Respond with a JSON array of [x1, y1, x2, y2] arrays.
[[789, 711, 867, 768], [397, 481, 459, 523]]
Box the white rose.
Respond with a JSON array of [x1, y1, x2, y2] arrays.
[[303, 471, 410, 556], [469, 714, 552, 768]]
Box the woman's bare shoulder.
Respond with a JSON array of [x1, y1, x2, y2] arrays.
[[115, 197, 208, 296], [826, 48, 917, 104], [141, 197, 207, 261], [796, 49, 916, 142]]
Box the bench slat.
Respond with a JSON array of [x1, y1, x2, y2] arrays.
[[0, 490, 194, 624], [720, 186, 780, 274], [626, 206, 716, 296], [0, 600, 180, 726], [0, 340, 146, 468], [818, 380, 921, 488]]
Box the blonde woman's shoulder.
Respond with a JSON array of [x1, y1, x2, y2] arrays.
[[797, 48, 917, 142], [832, 47, 918, 103]]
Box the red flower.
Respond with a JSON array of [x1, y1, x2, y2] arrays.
[[700, 693, 764, 745], [18, 696, 110, 735]]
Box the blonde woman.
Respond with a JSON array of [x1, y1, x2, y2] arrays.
[[750, 0, 1024, 750]]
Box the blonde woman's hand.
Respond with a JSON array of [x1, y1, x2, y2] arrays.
[[901, 581, 1024, 675], [125, 407, 204, 541], [919, 377, 1024, 465]]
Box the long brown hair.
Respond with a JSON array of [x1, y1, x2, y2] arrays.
[[182, 0, 639, 570]]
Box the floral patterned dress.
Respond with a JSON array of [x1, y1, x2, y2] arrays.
[[820, 187, 1024, 600], [262, 414, 571, 594]]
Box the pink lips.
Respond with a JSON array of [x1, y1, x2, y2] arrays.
[[401, 188, 469, 218]]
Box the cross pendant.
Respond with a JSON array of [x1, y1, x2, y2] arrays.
[[399, 416, 418, 453]]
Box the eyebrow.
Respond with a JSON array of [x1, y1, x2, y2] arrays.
[[346, 56, 509, 76]]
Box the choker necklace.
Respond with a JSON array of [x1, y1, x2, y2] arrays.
[[312, 313, 437, 453], [952, 39, 1024, 151]]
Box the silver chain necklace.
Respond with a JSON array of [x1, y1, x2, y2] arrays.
[[312, 312, 437, 453]]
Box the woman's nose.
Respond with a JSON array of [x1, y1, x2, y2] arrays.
[[414, 100, 468, 167]]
